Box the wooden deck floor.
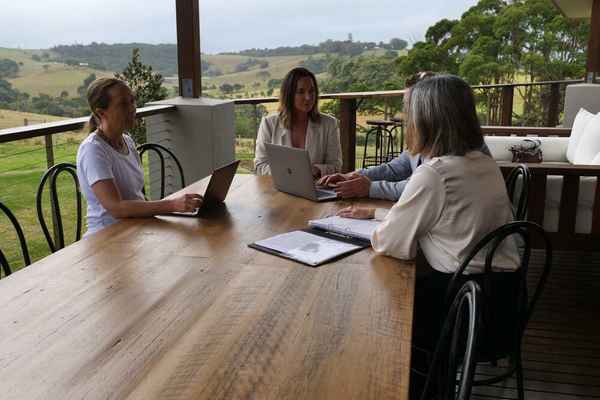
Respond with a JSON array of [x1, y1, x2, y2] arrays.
[[472, 250, 600, 399]]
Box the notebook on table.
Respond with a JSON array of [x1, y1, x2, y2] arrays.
[[249, 216, 380, 267]]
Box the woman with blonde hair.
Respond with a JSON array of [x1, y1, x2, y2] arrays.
[[76, 77, 202, 235], [254, 67, 342, 177]]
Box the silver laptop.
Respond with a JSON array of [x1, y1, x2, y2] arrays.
[[264, 143, 338, 202]]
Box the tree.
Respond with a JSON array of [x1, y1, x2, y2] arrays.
[[0, 59, 19, 79], [220, 83, 234, 94], [395, 0, 589, 125], [389, 38, 408, 50], [115, 48, 168, 143], [77, 73, 97, 97]]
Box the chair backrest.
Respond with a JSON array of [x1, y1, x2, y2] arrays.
[[505, 164, 530, 220], [36, 163, 82, 253], [137, 143, 185, 199], [0, 201, 31, 277], [445, 221, 552, 359], [420, 280, 482, 400]]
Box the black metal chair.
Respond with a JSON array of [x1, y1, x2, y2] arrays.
[[505, 164, 531, 220], [36, 163, 82, 253], [361, 120, 396, 168], [137, 143, 185, 199], [444, 221, 552, 400], [418, 280, 482, 400], [0, 201, 31, 277]]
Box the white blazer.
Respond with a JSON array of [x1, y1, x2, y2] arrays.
[[254, 113, 343, 176]]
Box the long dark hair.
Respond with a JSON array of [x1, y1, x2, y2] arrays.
[[278, 67, 320, 129], [85, 77, 127, 133], [406, 75, 484, 157]]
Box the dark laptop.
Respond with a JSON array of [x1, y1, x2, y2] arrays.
[[168, 159, 240, 217]]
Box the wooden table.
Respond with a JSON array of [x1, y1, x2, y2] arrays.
[[0, 175, 415, 400]]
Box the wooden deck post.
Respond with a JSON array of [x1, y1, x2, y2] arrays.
[[501, 86, 514, 126], [547, 82, 560, 127], [175, 0, 201, 98], [339, 98, 357, 173]]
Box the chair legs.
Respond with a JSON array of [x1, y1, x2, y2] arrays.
[[515, 351, 525, 400], [362, 125, 395, 168]]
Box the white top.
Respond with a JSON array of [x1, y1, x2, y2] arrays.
[[372, 151, 519, 274], [76, 132, 145, 235], [254, 113, 342, 176]]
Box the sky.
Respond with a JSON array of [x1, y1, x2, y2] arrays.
[[0, 0, 479, 53]]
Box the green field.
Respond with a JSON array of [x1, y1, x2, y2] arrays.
[[0, 109, 66, 129], [0, 47, 112, 97]]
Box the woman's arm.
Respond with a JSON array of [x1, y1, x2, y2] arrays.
[[371, 166, 445, 259], [254, 117, 273, 176], [91, 179, 202, 218]]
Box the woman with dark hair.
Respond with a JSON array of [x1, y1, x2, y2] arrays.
[[76, 78, 202, 235], [254, 67, 342, 177]]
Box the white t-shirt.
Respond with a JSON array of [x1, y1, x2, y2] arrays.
[[372, 151, 519, 274], [76, 132, 145, 235]]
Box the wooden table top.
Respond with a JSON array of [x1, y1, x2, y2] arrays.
[[0, 175, 415, 400]]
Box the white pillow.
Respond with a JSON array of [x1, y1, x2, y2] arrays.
[[567, 108, 595, 163], [591, 152, 600, 165], [574, 113, 600, 164]]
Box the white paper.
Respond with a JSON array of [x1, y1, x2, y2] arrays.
[[254, 231, 361, 265], [308, 216, 380, 241]]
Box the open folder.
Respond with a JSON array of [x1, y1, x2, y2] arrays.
[[249, 216, 380, 267]]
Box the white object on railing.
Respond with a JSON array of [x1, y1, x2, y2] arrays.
[[145, 97, 235, 199]]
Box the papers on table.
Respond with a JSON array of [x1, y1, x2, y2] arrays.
[[308, 216, 380, 241], [251, 230, 364, 267]]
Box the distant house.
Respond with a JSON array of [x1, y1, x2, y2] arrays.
[[79, 62, 89, 67]]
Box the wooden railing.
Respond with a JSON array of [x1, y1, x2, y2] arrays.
[[0, 79, 584, 172], [0, 105, 176, 171], [471, 79, 584, 127]]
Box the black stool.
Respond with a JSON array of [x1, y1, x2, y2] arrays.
[[387, 116, 405, 161], [361, 120, 396, 168]]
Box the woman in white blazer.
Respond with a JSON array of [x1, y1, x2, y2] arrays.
[[254, 67, 342, 177]]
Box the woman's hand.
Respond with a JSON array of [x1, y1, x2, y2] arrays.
[[336, 206, 375, 219], [333, 174, 371, 198], [171, 193, 204, 213]]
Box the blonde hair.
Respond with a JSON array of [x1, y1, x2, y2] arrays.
[[86, 77, 127, 133]]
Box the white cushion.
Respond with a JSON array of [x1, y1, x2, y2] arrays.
[[484, 136, 568, 162], [566, 108, 595, 163], [574, 113, 600, 164], [591, 152, 600, 165]]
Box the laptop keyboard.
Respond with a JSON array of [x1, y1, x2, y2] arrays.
[[316, 188, 336, 198]]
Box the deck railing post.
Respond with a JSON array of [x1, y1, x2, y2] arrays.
[[547, 82, 561, 127], [339, 98, 357, 173], [501, 85, 514, 126], [253, 104, 258, 166]]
